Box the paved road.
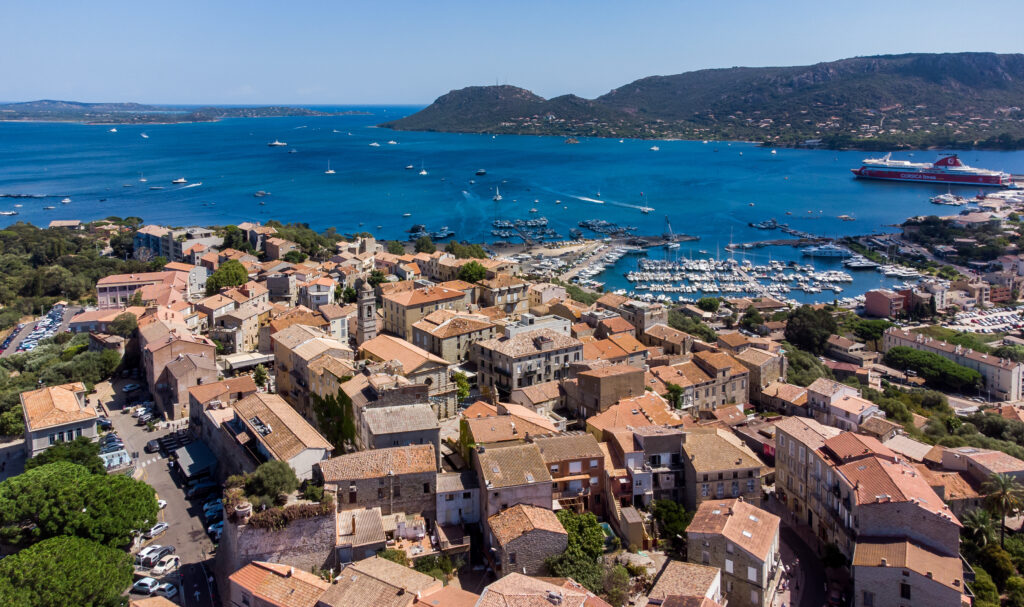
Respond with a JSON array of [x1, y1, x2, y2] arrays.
[[780, 524, 826, 607], [105, 377, 218, 607]]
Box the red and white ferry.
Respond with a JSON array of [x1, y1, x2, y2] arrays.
[[851, 153, 1012, 187]]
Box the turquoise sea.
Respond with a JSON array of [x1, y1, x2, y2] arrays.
[[2, 105, 1024, 301]]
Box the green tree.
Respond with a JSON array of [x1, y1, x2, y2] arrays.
[[128, 289, 144, 307], [24, 436, 104, 475], [602, 564, 630, 607], [454, 371, 470, 401], [545, 510, 605, 592], [740, 306, 764, 331], [245, 460, 299, 500], [414, 235, 436, 254], [853, 318, 893, 350], [205, 259, 249, 295], [784, 343, 833, 387], [107, 312, 137, 338], [0, 535, 133, 607], [108, 231, 134, 259], [667, 309, 716, 343], [457, 261, 487, 283], [971, 566, 1000, 607], [696, 297, 720, 313], [386, 241, 405, 255], [984, 472, 1024, 547], [0, 461, 158, 548], [341, 286, 357, 303], [994, 345, 1024, 363], [1007, 577, 1024, 607], [377, 548, 408, 566], [252, 364, 268, 389], [664, 383, 684, 409], [282, 249, 308, 263], [445, 241, 488, 259], [221, 225, 247, 250], [884, 346, 982, 392], [962, 508, 997, 549], [650, 499, 693, 555], [979, 543, 1016, 590], [367, 269, 387, 287], [311, 386, 356, 451], [784, 306, 837, 354]]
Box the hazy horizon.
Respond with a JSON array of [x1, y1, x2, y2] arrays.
[[4, 0, 1022, 105]]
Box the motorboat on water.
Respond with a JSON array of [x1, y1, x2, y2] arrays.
[[403, 213, 411, 217], [61, 197, 71, 204], [475, 169, 487, 176], [268, 140, 287, 147], [43, 206, 55, 210], [369, 142, 381, 147], [0, 211, 18, 216], [108, 128, 117, 133], [405, 165, 414, 170], [172, 178, 187, 184], [650, 145, 660, 151], [141, 133, 149, 139], [387, 140, 397, 145], [149, 186, 164, 190]]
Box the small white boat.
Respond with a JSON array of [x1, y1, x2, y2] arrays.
[[268, 140, 287, 147], [402, 213, 411, 217], [493, 187, 502, 202], [325, 160, 335, 175], [386, 140, 397, 145], [650, 145, 660, 151], [43, 206, 56, 210], [140, 133, 149, 139], [61, 197, 71, 204], [108, 128, 117, 133], [771, 149, 777, 155], [529, 208, 538, 213], [13, 204, 22, 208], [139, 173, 147, 182], [405, 165, 414, 170], [172, 178, 187, 184], [0, 211, 17, 216], [149, 186, 164, 190], [369, 142, 381, 147]]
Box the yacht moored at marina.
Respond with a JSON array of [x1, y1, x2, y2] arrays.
[[801, 243, 853, 258]]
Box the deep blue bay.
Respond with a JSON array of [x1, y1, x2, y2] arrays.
[[3, 105, 1024, 302]]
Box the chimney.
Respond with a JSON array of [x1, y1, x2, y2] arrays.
[[288, 566, 294, 577], [880, 558, 888, 566]]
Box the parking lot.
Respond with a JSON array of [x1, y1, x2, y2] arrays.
[[1, 303, 81, 356], [103, 377, 218, 607], [945, 306, 1024, 334]]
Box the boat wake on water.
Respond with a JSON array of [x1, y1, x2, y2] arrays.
[[180, 182, 203, 189], [571, 193, 653, 212]]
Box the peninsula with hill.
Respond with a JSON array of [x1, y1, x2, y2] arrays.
[[0, 100, 371, 124], [382, 52, 1024, 150]]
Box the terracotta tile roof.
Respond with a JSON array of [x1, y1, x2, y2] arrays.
[[687, 499, 780, 562], [683, 431, 762, 473], [586, 392, 681, 434], [915, 466, 981, 502], [479, 274, 528, 290], [599, 316, 635, 334], [659, 597, 725, 607], [20, 383, 93, 432], [858, 415, 901, 436], [412, 312, 495, 339], [234, 393, 332, 461], [475, 328, 582, 359], [774, 416, 840, 451], [511, 380, 561, 405], [806, 377, 849, 396], [498, 403, 558, 432], [437, 280, 475, 291], [416, 584, 479, 607], [822, 433, 896, 464], [761, 382, 808, 406], [228, 561, 330, 607], [950, 447, 1024, 474], [488, 503, 566, 546], [197, 293, 236, 310], [533, 433, 603, 463], [97, 270, 178, 286], [360, 335, 448, 373], [693, 350, 748, 376], [734, 347, 778, 367], [476, 572, 610, 607], [710, 406, 746, 426], [362, 404, 439, 435], [997, 405, 1024, 424], [837, 456, 960, 524], [579, 364, 643, 379], [644, 324, 689, 344], [383, 286, 465, 308], [317, 303, 348, 320], [830, 394, 877, 418], [478, 443, 551, 488], [316, 567, 412, 607], [347, 555, 442, 597], [462, 401, 498, 419], [188, 376, 258, 406], [852, 538, 965, 592], [717, 332, 749, 348], [648, 560, 721, 603], [466, 415, 552, 445], [318, 444, 436, 482], [596, 293, 630, 309], [650, 361, 712, 389]]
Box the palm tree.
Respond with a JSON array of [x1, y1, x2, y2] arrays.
[[962, 508, 996, 548], [983, 472, 1024, 547]]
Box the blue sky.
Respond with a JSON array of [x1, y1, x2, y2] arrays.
[[2, 0, 1022, 104]]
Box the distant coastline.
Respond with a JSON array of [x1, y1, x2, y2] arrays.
[[0, 100, 372, 125]]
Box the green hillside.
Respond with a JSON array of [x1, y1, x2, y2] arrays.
[[382, 53, 1024, 149]]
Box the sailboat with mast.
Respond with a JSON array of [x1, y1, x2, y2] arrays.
[[492, 187, 502, 202], [663, 215, 680, 249], [325, 160, 335, 175]]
